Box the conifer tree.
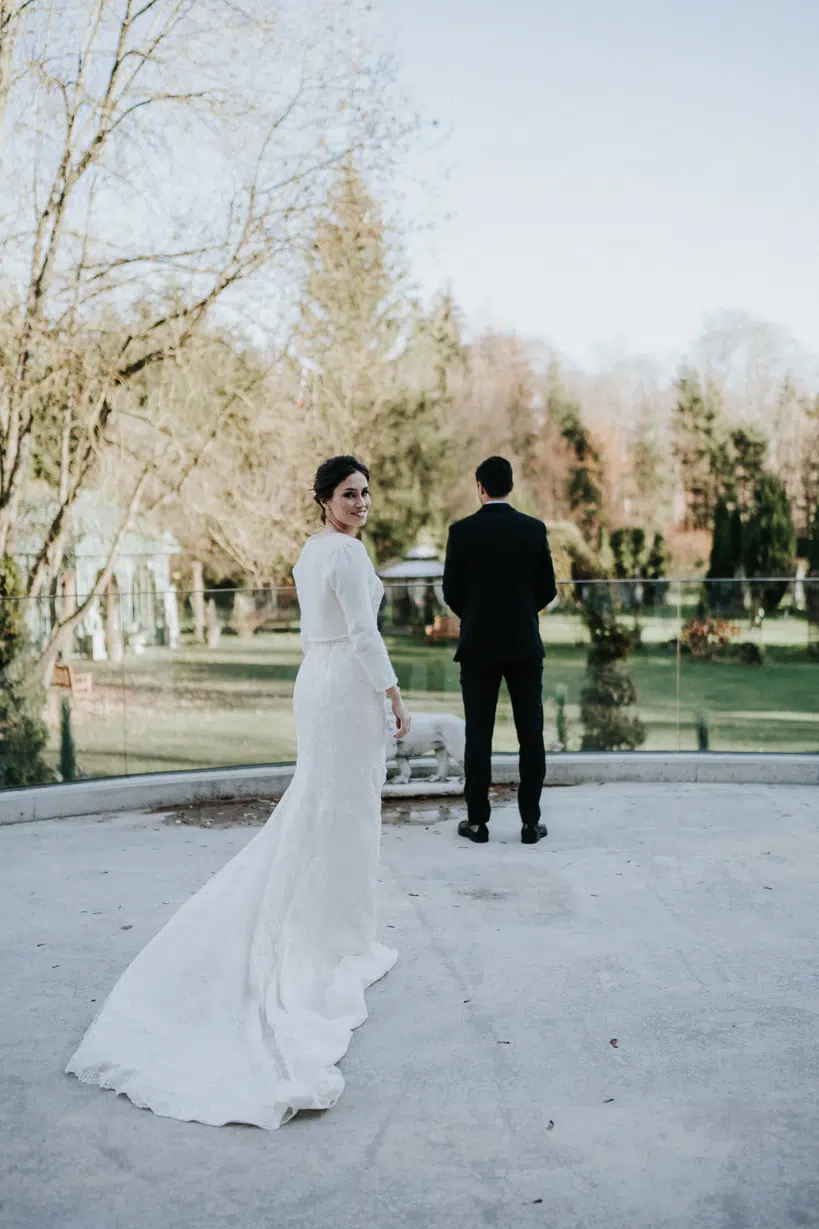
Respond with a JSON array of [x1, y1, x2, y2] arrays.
[[643, 532, 668, 609], [672, 369, 721, 530], [743, 475, 796, 615], [547, 365, 604, 541], [296, 163, 452, 562], [59, 696, 79, 782], [729, 506, 744, 575], [297, 160, 400, 453], [706, 497, 735, 612]]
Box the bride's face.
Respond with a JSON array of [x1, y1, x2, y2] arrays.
[[326, 470, 371, 532]]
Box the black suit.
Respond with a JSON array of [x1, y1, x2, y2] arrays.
[[443, 502, 557, 828]]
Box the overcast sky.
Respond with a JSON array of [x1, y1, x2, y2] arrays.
[[377, 0, 819, 366]]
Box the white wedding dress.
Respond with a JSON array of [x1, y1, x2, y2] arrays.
[[66, 532, 399, 1129]]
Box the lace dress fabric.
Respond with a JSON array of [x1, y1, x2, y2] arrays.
[[65, 533, 398, 1129]]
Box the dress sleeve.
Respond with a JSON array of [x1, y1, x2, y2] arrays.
[[329, 541, 398, 692]]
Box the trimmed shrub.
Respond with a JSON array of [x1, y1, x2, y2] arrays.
[[695, 712, 710, 751], [579, 602, 646, 752], [59, 696, 79, 781]]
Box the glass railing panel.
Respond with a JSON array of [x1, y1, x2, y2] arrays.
[[380, 580, 464, 735], [678, 577, 819, 753], [109, 585, 303, 772], [159, 586, 301, 770], [381, 576, 682, 755], [0, 589, 129, 786], [2, 570, 817, 791], [541, 577, 682, 754], [50, 584, 152, 780]]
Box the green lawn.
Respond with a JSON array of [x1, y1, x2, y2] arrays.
[[387, 638, 819, 755], [47, 617, 819, 780]]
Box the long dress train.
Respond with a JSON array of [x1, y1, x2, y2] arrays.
[[65, 532, 398, 1129]]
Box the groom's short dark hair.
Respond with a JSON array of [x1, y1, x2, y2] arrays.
[[476, 456, 513, 499]]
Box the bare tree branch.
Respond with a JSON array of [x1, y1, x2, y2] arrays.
[[0, 0, 409, 591]]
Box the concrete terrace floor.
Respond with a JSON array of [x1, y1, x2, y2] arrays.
[[2, 783, 819, 1229]]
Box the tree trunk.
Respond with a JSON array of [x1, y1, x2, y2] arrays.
[[57, 571, 77, 661], [191, 561, 205, 643]]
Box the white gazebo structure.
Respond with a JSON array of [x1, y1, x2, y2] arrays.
[[16, 491, 181, 660], [378, 546, 446, 629]]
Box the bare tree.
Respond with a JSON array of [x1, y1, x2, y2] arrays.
[[0, 0, 34, 130], [181, 354, 321, 585], [0, 0, 408, 670], [435, 332, 535, 520], [689, 311, 819, 427]]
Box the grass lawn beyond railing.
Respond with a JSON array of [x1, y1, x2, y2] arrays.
[[40, 601, 819, 779]]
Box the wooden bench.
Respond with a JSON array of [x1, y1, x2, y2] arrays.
[[52, 663, 93, 697], [424, 615, 460, 644]]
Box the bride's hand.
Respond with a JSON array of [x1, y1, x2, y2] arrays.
[[388, 687, 411, 740]]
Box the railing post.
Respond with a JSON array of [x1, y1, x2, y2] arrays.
[[120, 653, 129, 778], [676, 585, 682, 752]]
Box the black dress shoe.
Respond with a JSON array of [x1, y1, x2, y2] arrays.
[[521, 823, 548, 844], [458, 819, 489, 843]]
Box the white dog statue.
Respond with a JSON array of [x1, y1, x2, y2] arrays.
[[387, 711, 466, 784]]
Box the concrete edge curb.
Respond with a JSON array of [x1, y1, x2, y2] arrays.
[[0, 765, 297, 825], [1, 753, 816, 825], [545, 752, 819, 787]]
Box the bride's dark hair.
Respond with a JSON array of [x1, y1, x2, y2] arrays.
[[313, 455, 370, 524]]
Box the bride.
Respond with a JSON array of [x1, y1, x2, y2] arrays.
[[65, 455, 410, 1129]]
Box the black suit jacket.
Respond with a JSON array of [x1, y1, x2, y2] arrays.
[[442, 503, 557, 663]]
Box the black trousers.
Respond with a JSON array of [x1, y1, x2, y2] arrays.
[[459, 658, 546, 828]]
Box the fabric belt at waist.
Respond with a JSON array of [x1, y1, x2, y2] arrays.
[[306, 635, 351, 645]]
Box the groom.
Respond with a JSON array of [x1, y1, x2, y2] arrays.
[[443, 456, 557, 845]]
